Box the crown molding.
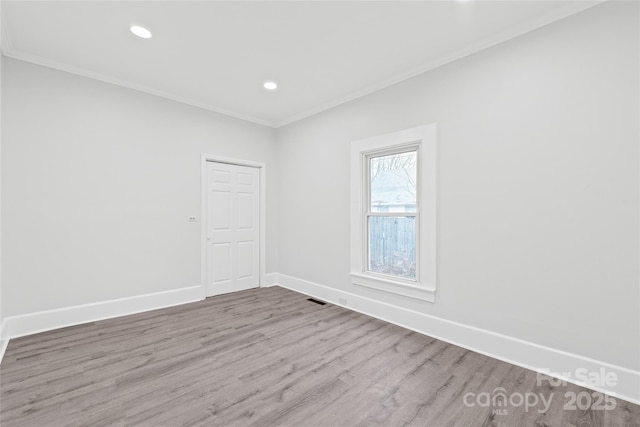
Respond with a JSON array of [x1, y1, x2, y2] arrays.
[[274, 0, 605, 128], [1, 48, 277, 128]]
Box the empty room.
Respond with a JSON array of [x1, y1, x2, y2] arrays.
[[0, 0, 639, 426]]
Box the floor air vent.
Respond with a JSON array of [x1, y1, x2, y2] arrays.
[[307, 298, 327, 305]]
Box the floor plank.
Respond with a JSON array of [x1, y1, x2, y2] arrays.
[[1, 287, 638, 426]]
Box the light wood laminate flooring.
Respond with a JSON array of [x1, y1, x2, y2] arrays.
[[1, 287, 639, 426]]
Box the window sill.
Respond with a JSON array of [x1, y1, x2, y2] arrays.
[[350, 273, 436, 303]]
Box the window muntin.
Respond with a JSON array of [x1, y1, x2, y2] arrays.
[[365, 147, 419, 281]]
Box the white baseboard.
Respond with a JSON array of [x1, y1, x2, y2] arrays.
[[275, 273, 640, 405], [1, 286, 203, 346], [262, 272, 279, 287], [0, 318, 8, 363]]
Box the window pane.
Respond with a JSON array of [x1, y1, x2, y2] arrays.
[[368, 216, 416, 280], [370, 150, 417, 213]]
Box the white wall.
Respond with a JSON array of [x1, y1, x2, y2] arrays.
[[276, 1, 639, 372], [0, 2, 4, 343], [1, 57, 278, 317]]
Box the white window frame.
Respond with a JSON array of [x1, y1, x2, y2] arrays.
[[350, 124, 436, 302]]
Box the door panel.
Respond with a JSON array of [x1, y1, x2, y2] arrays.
[[211, 191, 231, 230], [236, 193, 254, 229], [236, 241, 254, 279], [237, 171, 255, 186], [211, 243, 231, 283], [206, 162, 260, 296]]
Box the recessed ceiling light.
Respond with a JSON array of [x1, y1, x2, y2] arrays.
[[263, 81, 278, 91], [130, 25, 152, 39]]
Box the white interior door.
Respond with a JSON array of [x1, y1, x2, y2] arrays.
[[206, 161, 260, 297]]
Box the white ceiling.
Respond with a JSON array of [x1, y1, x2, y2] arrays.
[[1, 1, 601, 127]]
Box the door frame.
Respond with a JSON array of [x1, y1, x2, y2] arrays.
[[201, 154, 266, 299]]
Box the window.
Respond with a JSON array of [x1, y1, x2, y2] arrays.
[[350, 124, 436, 302], [367, 148, 418, 280]]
